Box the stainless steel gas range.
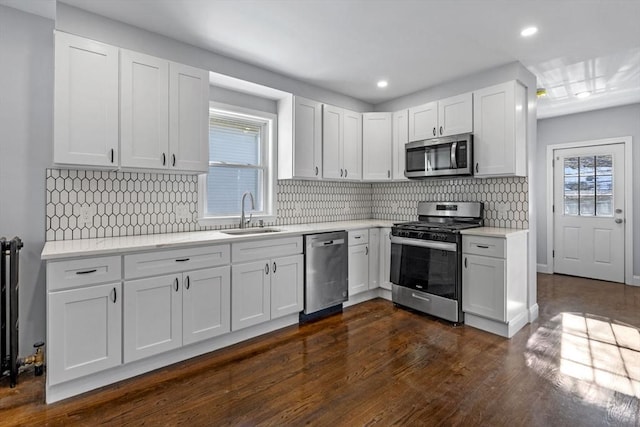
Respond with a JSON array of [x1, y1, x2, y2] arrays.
[[390, 201, 483, 324]]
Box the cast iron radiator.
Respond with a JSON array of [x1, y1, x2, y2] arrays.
[[1, 236, 23, 387]]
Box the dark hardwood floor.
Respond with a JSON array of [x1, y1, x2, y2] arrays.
[[2, 273, 639, 426]]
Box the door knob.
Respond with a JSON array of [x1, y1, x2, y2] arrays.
[[615, 209, 623, 214], [615, 218, 623, 224]]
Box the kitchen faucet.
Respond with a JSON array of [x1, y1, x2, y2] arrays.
[[240, 191, 255, 228]]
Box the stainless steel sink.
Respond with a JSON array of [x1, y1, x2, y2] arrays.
[[221, 228, 281, 236]]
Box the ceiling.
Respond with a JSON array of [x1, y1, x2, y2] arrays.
[[8, 0, 640, 118]]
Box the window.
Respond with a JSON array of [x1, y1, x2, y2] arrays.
[[199, 103, 277, 225], [563, 155, 613, 217]]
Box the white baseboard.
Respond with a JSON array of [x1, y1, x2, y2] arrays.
[[632, 275, 640, 286], [528, 304, 539, 322], [537, 263, 552, 274]]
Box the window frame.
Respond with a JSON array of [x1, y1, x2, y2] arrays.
[[198, 102, 277, 227]]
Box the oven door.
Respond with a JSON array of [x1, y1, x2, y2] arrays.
[[390, 236, 459, 300]]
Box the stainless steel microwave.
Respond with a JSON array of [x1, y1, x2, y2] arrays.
[[405, 133, 473, 178]]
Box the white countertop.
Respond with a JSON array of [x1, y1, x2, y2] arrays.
[[41, 220, 396, 260], [460, 227, 529, 238]]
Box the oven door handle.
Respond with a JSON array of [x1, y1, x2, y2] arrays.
[[390, 236, 457, 252]]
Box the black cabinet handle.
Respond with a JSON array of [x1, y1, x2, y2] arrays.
[[345, 169, 348, 178], [185, 276, 190, 290], [76, 269, 97, 275], [475, 163, 479, 173], [315, 166, 319, 176], [162, 153, 166, 166], [110, 148, 115, 163], [387, 170, 390, 178], [340, 169, 343, 177], [432, 127, 436, 136], [477, 245, 489, 249], [365, 246, 369, 255], [175, 258, 190, 262], [172, 154, 176, 167], [464, 257, 467, 268], [174, 277, 179, 292], [273, 262, 276, 273], [112, 287, 117, 303], [439, 126, 443, 135], [265, 263, 269, 275]]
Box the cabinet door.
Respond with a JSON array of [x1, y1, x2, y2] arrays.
[[169, 62, 209, 172], [473, 81, 526, 177], [293, 97, 323, 179], [48, 283, 121, 385], [183, 266, 231, 345], [270, 254, 303, 319], [231, 261, 271, 331], [462, 254, 506, 321], [120, 50, 169, 169], [362, 113, 392, 181], [379, 228, 392, 290], [342, 109, 362, 180], [392, 110, 409, 181], [54, 32, 119, 167], [348, 244, 369, 296], [322, 104, 343, 179], [438, 92, 473, 136], [368, 229, 380, 289], [124, 274, 182, 362], [408, 101, 437, 142]]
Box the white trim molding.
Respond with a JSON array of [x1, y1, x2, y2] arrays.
[[545, 136, 634, 285]]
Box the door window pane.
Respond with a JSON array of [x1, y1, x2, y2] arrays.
[[562, 154, 614, 217]]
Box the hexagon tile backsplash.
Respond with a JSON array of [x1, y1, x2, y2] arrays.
[[45, 169, 528, 241]]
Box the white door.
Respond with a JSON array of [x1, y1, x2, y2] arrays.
[[293, 96, 323, 179], [462, 254, 506, 321], [342, 109, 362, 180], [362, 113, 392, 181], [123, 274, 182, 362], [408, 101, 437, 141], [120, 50, 169, 169], [322, 104, 343, 179], [182, 266, 231, 345], [48, 283, 121, 385], [553, 143, 625, 282], [438, 92, 473, 137], [270, 254, 304, 319], [169, 62, 209, 172], [54, 32, 119, 167], [231, 261, 271, 331], [348, 244, 369, 295]]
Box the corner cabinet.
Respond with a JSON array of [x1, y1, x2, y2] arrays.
[[462, 230, 528, 338], [278, 96, 323, 179], [408, 92, 472, 142], [473, 81, 527, 177], [322, 105, 362, 181], [54, 32, 209, 172], [362, 113, 392, 181], [54, 32, 119, 167]]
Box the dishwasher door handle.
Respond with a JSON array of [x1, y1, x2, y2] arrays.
[[312, 238, 345, 247]]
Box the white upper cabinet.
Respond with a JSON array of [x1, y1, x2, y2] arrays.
[[408, 92, 473, 142], [322, 104, 362, 181], [278, 96, 323, 180], [54, 32, 208, 172], [362, 112, 392, 181], [473, 81, 527, 177], [408, 101, 437, 141], [438, 92, 473, 136], [120, 50, 169, 169], [54, 32, 119, 167], [169, 62, 209, 173], [392, 109, 409, 181]]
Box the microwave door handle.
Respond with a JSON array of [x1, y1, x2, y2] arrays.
[[450, 141, 457, 169]]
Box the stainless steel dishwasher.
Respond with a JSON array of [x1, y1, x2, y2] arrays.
[[302, 231, 348, 317]]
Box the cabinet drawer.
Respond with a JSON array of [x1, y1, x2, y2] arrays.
[[124, 244, 230, 279], [47, 256, 121, 291], [348, 229, 369, 246], [232, 237, 302, 263], [463, 235, 505, 258]]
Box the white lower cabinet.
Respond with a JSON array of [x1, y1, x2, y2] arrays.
[[124, 265, 231, 362], [368, 228, 380, 290], [348, 229, 369, 296], [48, 282, 122, 385], [231, 237, 304, 331], [462, 230, 528, 338], [379, 227, 392, 290]]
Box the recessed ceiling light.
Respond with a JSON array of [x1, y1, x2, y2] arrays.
[[377, 80, 388, 88], [575, 91, 591, 98], [520, 26, 538, 37]]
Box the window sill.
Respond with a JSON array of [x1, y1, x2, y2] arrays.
[[198, 215, 277, 229]]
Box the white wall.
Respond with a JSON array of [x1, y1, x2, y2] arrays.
[[536, 103, 640, 277], [0, 5, 53, 355]]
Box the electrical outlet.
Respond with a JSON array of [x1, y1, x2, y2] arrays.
[[78, 205, 93, 227]]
